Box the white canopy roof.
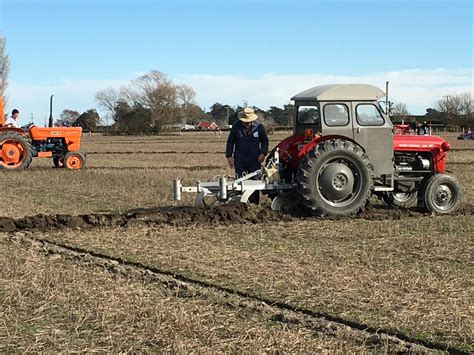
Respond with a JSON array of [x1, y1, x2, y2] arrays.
[[291, 84, 386, 101]]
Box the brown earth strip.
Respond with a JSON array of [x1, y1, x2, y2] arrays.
[[4, 233, 461, 354], [0, 203, 472, 234]]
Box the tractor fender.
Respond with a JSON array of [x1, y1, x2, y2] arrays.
[[297, 135, 365, 160], [0, 127, 27, 135], [275, 134, 367, 169]]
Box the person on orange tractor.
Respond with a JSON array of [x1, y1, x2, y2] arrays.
[[6, 109, 20, 128], [225, 107, 269, 204]]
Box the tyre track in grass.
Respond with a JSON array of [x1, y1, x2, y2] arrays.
[[4, 232, 468, 354], [86, 165, 225, 171], [447, 161, 474, 165], [0, 204, 472, 234]]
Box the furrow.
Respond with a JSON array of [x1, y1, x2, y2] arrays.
[[7, 232, 467, 354]]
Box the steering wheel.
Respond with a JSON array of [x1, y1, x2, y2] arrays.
[[21, 123, 35, 130]]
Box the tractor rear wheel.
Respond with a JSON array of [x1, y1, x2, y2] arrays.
[[0, 131, 33, 170], [64, 152, 86, 170], [296, 139, 374, 217], [422, 174, 462, 214]]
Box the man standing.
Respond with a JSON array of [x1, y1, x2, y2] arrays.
[[225, 107, 269, 204], [421, 121, 429, 135], [6, 109, 20, 128]]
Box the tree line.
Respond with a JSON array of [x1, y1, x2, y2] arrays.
[[93, 70, 297, 134], [53, 89, 474, 133]]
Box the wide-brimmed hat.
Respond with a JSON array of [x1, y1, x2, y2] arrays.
[[238, 107, 258, 123]]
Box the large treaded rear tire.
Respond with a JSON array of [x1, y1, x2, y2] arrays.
[[296, 139, 374, 217], [0, 131, 33, 170]]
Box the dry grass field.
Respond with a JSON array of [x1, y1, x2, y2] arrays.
[[0, 131, 473, 352]]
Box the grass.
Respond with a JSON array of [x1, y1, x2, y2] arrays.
[[0, 236, 392, 352], [0, 131, 473, 351], [36, 214, 474, 351]]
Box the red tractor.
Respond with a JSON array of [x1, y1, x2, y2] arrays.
[[0, 97, 86, 170], [173, 84, 462, 216]]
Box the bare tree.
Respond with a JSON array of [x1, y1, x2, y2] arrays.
[[95, 70, 197, 133], [58, 109, 81, 126], [459, 92, 473, 116], [391, 102, 410, 117], [95, 87, 120, 113], [436, 92, 474, 127], [0, 34, 10, 107], [131, 71, 180, 131], [436, 95, 463, 117], [177, 84, 196, 125]]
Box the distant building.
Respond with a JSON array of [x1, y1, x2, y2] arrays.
[[196, 121, 219, 130], [163, 123, 196, 131]]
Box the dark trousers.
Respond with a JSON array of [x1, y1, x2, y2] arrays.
[[235, 160, 261, 204]]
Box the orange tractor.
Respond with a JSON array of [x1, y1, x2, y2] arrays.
[[0, 97, 86, 170]]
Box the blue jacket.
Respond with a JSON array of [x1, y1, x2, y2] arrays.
[[225, 121, 269, 163]]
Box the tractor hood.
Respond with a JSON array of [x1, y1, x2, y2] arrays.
[[393, 134, 450, 152]]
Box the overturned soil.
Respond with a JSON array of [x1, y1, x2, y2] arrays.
[[0, 203, 472, 234]]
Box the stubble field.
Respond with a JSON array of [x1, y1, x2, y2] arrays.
[[0, 131, 473, 352]]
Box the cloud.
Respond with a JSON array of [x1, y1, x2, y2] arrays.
[[177, 68, 473, 114], [7, 68, 473, 124], [8, 77, 131, 124]]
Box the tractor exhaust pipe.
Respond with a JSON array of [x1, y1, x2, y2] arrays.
[[48, 95, 54, 127]]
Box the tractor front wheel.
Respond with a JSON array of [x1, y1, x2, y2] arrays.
[[0, 131, 33, 170], [296, 139, 374, 217], [422, 174, 462, 214], [64, 152, 86, 170]]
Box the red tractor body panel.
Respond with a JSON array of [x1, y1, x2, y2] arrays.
[[276, 133, 450, 173]]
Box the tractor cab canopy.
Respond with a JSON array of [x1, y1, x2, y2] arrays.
[[291, 84, 387, 133], [291, 84, 386, 102], [291, 84, 394, 176]]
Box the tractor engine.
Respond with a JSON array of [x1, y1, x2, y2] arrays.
[[32, 138, 67, 155], [394, 151, 431, 172]]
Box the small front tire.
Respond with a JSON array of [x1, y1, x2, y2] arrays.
[[64, 152, 86, 170], [422, 174, 462, 214]]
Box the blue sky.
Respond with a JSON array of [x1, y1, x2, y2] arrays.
[[0, 0, 472, 122]]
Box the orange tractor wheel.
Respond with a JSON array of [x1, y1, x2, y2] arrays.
[[63, 152, 86, 170], [0, 131, 33, 170]]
